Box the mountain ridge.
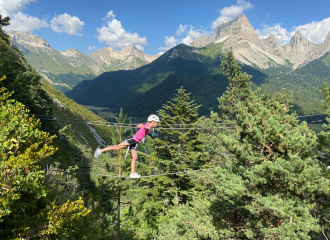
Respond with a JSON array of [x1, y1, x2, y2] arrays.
[[190, 15, 330, 69], [8, 31, 161, 91]]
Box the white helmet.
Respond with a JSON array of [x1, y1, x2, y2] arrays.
[[148, 114, 160, 122]]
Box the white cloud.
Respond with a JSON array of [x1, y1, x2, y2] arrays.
[[51, 13, 85, 36], [158, 36, 179, 51], [103, 10, 115, 21], [0, 0, 36, 16], [158, 52, 165, 55], [256, 23, 292, 45], [0, 0, 49, 32], [212, 0, 254, 29], [96, 10, 147, 51], [181, 35, 194, 45], [293, 17, 330, 44], [176, 24, 187, 36], [159, 24, 211, 50], [257, 17, 330, 45], [4, 11, 48, 32], [88, 45, 96, 52]]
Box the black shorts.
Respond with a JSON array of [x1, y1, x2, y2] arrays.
[[123, 136, 138, 150]]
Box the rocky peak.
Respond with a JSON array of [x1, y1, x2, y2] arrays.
[[267, 34, 277, 42], [211, 14, 258, 43], [8, 31, 52, 48], [324, 31, 330, 43], [290, 31, 309, 47], [119, 44, 140, 55], [288, 31, 317, 58]]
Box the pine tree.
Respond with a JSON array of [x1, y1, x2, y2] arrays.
[[315, 83, 330, 239], [218, 47, 252, 121], [143, 87, 205, 200], [211, 50, 330, 239], [129, 87, 208, 236]]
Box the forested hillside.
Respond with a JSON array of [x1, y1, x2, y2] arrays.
[[2, 17, 330, 239], [66, 44, 268, 119]]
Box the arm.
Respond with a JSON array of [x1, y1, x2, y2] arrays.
[[136, 123, 151, 129]]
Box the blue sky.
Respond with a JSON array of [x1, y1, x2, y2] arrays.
[[1, 0, 330, 55]]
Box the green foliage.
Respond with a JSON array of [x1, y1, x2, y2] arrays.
[[0, 29, 111, 239], [38, 197, 91, 239], [219, 47, 252, 120], [315, 83, 330, 238], [0, 35, 50, 115], [0, 78, 55, 223], [143, 87, 205, 200], [126, 87, 211, 237], [0, 14, 10, 29], [0, 80, 92, 239], [211, 51, 330, 239], [318, 83, 330, 161], [157, 197, 218, 240]]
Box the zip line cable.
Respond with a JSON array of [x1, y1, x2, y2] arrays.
[[43, 167, 217, 179], [31, 116, 237, 129], [297, 113, 327, 118], [29, 114, 325, 130], [33, 116, 329, 129], [29, 114, 236, 126], [28, 113, 326, 126]]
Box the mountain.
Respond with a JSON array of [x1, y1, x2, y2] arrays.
[[190, 15, 330, 69], [1, 29, 115, 171], [8, 31, 160, 92], [66, 14, 330, 119], [88, 44, 160, 72], [66, 43, 268, 118]]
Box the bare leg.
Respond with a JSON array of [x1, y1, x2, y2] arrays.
[[101, 142, 128, 153], [131, 149, 137, 174]]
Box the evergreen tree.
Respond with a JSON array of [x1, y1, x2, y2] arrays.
[[315, 83, 330, 239], [218, 47, 252, 121], [211, 50, 330, 239], [142, 87, 205, 201], [130, 87, 208, 237]]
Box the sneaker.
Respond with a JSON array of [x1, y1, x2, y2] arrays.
[[94, 148, 102, 158], [130, 172, 141, 179]]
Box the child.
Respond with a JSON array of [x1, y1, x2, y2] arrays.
[[94, 114, 160, 178]]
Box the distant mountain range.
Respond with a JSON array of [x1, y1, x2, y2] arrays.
[[8, 31, 160, 91], [65, 15, 330, 118], [8, 15, 330, 119], [189, 15, 330, 69]]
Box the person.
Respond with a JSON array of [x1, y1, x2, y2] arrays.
[[94, 114, 160, 178]]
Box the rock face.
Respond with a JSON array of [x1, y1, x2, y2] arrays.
[[9, 31, 52, 48], [189, 15, 330, 69]]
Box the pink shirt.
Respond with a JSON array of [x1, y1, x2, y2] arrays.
[[134, 124, 150, 143]]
